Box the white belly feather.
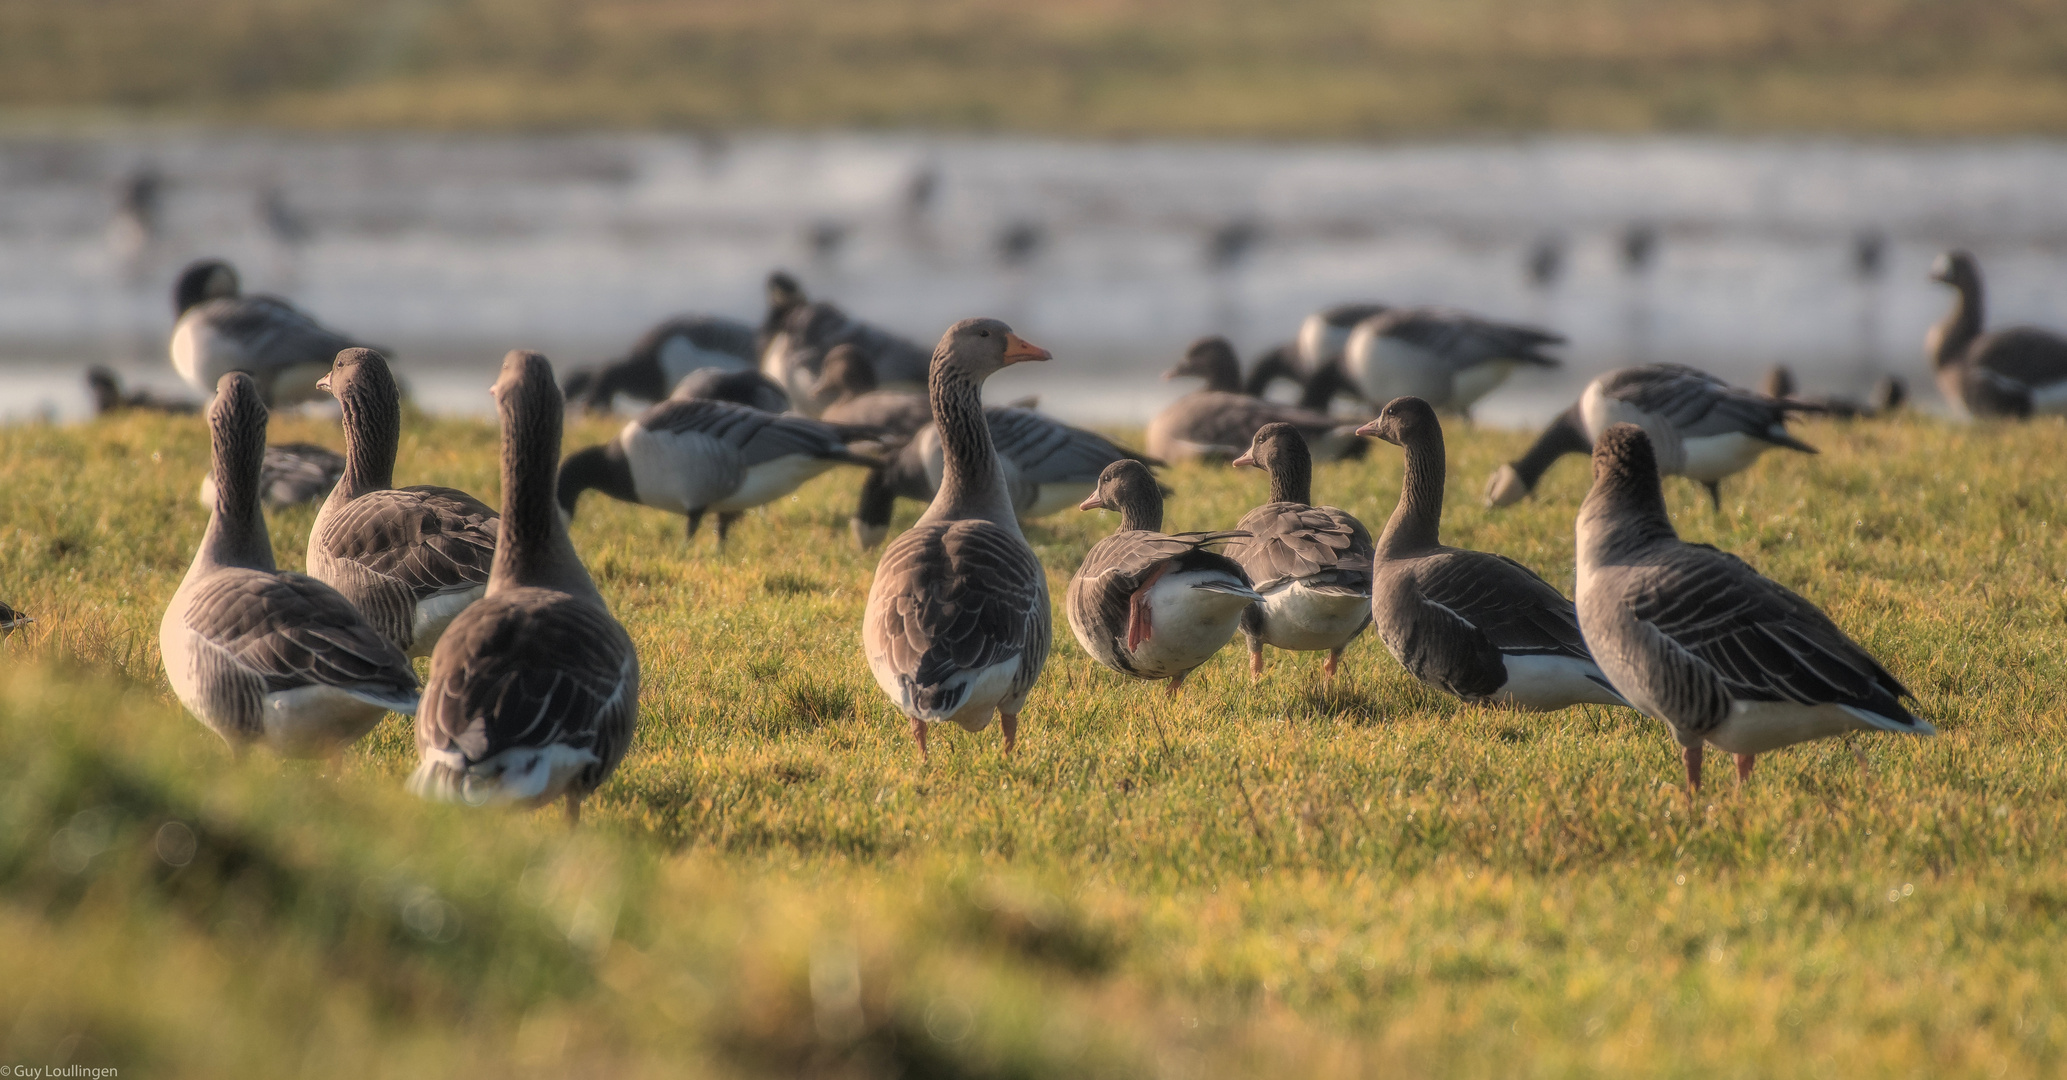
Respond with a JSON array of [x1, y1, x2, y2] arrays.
[[1124, 570, 1256, 679], [1490, 653, 1626, 711], [1252, 580, 1369, 652]]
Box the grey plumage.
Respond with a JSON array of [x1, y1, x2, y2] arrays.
[[1226, 423, 1373, 678], [197, 441, 345, 509], [1150, 337, 1366, 463], [1342, 306, 1562, 415], [565, 315, 758, 413], [168, 259, 369, 407], [762, 284, 932, 416], [1927, 250, 2067, 419]]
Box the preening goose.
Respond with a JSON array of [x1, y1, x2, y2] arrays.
[[1484, 364, 1819, 510], [670, 365, 792, 413], [1342, 307, 1562, 415], [1359, 397, 1627, 711], [565, 315, 758, 413], [196, 441, 344, 509], [1150, 337, 1365, 463], [1575, 423, 1933, 791], [557, 396, 880, 547], [1927, 250, 2067, 418], [410, 351, 640, 823], [1227, 423, 1374, 679], [88, 366, 197, 415], [160, 373, 420, 757], [862, 318, 1053, 759], [168, 259, 369, 407], [761, 280, 932, 416], [0, 601, 32, 639], [1068, 460, 1259, 694], [307, 349, 499, 658]]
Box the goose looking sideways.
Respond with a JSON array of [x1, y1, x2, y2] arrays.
[[1342, 307, 1562, 416], [1575, 423, 1933, 791], [307, 349, 500, 658], [862, 319, 1053, 759], [1484, 364, 1819, 510], [160, 373, 420, 757], [411, 351, 640, 824], [557, 392, 881, 547], [1150, 337, 1365, 463], [1359, 397, 1627, 711], [168, 259, 370, 407], [1927, 250, 2067, 418], [1068, 460, 1260, 694], [1227, 423, 1373, 679]]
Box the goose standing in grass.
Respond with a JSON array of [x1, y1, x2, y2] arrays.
[[160, 373, 420, 757], [1069, 460, 1260, 694], [307, 349, 499, 658], [0, 601, 32, 639], [196, 441, 345, 509], [1926, 250, 2067, 418], [762, 280, 932, 415], [564, 315, 758, 413], [557, 393, 881, 547], [862, 318, 1053, 759], [411, 351, 639, 823], [1359, 397, 1628, 711], [168, 259, 370, 407], [1150, 337, 1365, 463], [1484, 364, 1819, 510], [1227, 423, 1373, 680], [1296, 303, 1390, 375], [1342, 307, 1562, 416], [87, 366, 196, 415], [1575, 423, 1933, 791]]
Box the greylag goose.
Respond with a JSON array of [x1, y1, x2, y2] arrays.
[[1342, 307, 1562, 415], [1227, 423, 1373, 679], [88, 366, 197, 415], [160, 372, 420, 757], [168, 259, 369, 407], [1575, 423, 1933, 790], [557, 392, 880, 547], [196, 441, 345, 509], [1927, 250, 2067, 418], [564, 315, 758, 413], [410, 351, 640, 823], [670, 365, 792, 413], [1068, 460, 1259, 694], [1359, 397, 1627, 711], [1150, 337, 1365, 463], [862, 318, 1053, 759], [761, 282, 931, 416], [307, 349, 500, 658], [0, 601, 31, 639], [1484, 364, 1819, 510]]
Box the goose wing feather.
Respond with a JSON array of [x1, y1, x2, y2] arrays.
[[316, 486, 500, 598], [1401, 549, 1592, 659], [867, 519, 1051, 711], [181, 569, 418, 699], [1230, 503, 1373, 592], [208, 296, 359, 367], [1602, 364, 1814, 444], [988, 407, 1158, 484], [638, 399, 864, 466], [1369, 308, 1564, 366], [1167, 392, 1348, 454]]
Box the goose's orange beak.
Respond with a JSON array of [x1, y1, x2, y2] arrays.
[[1003, 333, 1052, 364]]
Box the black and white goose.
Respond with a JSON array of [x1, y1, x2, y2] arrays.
[[196, 441, 345, 509], [1150, 337, 1365, 463], [1342, 307, 1562, 415], [307, 349, 500, 658], [1359, 397, 1628, 711], [1069, 460, 1260, 694], [168, 259, 369, 407], [761, 281, 932, 416], [564, 315, 758, 413], [1227, 423, 1374, 680], [1484, 364, 1819, 510], [557, 395, 880, 546], [1296, 303, 1390, 375], [410, 351, 640, 823], [159, 372, 420, 757], [862, 318, 1053, 759], [1575, 423, 1934, 791], [1927, 250, 2067, 419]]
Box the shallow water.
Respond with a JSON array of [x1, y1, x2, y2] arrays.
[[5, 131, 2065, 427]]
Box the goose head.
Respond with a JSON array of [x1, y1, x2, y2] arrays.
[[315, 347, 398, 407], [174, 258, 241, 317], [1591, 422, 1660, 488], [1930, 250, 1979, 289], [1164, 336, 1242, 391], [1231, 421, 1307, 472], [1355, 395, 1440, 448], [932, 317, 1051, 382], [1079, 458, 1163, 531]]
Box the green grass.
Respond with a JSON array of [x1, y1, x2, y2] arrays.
[[7, 0, 2067, 136], [4, 403, 2067, 1077]]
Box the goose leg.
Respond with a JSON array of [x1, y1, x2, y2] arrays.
[[686, 510, 705, 541], [911, 716, 930, 761], [1248, 637, 1265, 681], [1734, 753, 1757, 783], [1166, 670, 1189, 697], [1702, 481, 1722, 511], [1682, 743, 1704, 792], [716, 511, 743, 547], [1324, 647, 1344, 681], [564, 793, 582, 827], [999, 711, 1018, 755]]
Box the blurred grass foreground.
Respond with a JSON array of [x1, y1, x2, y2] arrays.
[[5, 0, 2067, 135]]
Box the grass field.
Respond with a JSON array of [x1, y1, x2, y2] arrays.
[[4, 399, 2067, 1078], [6, 0, 2067, 136]]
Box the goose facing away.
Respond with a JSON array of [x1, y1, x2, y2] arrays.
[[308, 349, 500, 658], [565, 315, 758, 413], [1358, 397, 1628, 711], [196, 441, 345, 509], [168, 259, 368, 407], [862, 318, 1054, 759], [160, 373, 420, 758], [1343, 307, 1562, 415], [411, 351, 640, 823], [1927, 250, 2067, 418], [1575, 423, 1932, 790], [1150, 337, 1366, 463], [557, 397, 880, 546], [1484, 364, 1819, 510], [1227, 423, 1374, 679], [1068, 460, 1259, 694]]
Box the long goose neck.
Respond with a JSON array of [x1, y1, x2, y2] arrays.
[[1117, 485, 1164, 533], [928, 366, 1014, 523], [1578, 460, 1680, 565], [492, 391, 598, 599], [338, 376, 400, 496], [199, 417, 274, 573], [1932, 276, 1983, 370], [1511, 404, 1592, 487], [1267, 440, 1314, 506], [1378, 427, 1445, 556]]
